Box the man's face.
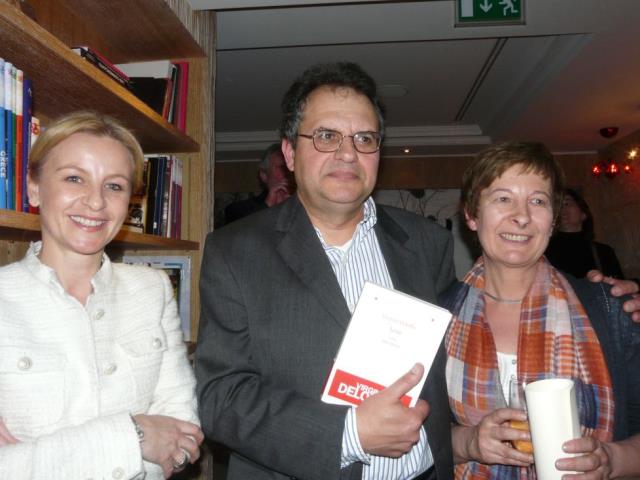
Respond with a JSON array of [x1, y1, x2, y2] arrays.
[[262, 149, 295, 206], [282, 86, 380, 218]]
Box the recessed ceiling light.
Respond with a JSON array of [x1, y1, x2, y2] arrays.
[[378, 84, 409, 98], [403, 148, 411, 154]]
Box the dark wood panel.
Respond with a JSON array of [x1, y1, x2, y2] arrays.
[[29, 0, 205, 62]]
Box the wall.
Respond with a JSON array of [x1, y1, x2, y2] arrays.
[[373, 189, 477, 279]]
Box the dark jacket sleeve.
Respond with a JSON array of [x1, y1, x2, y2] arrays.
[[568, 277, 640, 439]]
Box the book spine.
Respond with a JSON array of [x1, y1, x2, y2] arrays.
[[167, 64, 179, 123], [89, 49, 130, 81], [21, 77, 32, 212], [73, 47, 130, 88], [175, 157, 182, 239], [5, 63, 14, 210], [154, 156, 167, 235], [15, 69, 23, 212], [175, 61, 189, 132], [144, 156, 159, 235], [161, 156, 172, 237], [166, 156, 175, 238], [28, 116, 40, 214], [0, 58, 6, 210], [122, 155, 149, 233], [30, 116, 40, 148]]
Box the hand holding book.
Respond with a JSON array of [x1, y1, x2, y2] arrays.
[[355, 363, 429, 458]]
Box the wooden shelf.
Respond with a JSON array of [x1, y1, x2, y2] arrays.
[[0, 3, 199, 153], [0, 210, 199, 250], [56, 0, 206, 63]]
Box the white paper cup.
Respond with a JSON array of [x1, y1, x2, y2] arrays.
[[524, 379, 581, 480]]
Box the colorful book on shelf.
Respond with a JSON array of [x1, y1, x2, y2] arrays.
[[21, 76, 32, 212], [28, 116, 40, 214], [5, 63, 14, 210], [115, 60, 173, 117], [0, 58, 7, 209], [15, 68, 23, 212], [72, 46, 130, 88], [30, 116, 40, 148], [122, 156, 149, 234], [153, 156, 167, 236]]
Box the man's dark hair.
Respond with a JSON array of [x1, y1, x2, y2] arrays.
[[279, 62, 386, 145]]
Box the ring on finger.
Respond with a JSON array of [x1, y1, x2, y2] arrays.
[[172, 448, 190, 472]]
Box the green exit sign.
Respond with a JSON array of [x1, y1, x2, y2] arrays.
[[456, 0, 525, 25]]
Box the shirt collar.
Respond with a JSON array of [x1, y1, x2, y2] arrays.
[[23, 241, 113, 295], [314, 197, 378, 249]]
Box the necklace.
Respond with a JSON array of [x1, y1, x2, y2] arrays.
[[483, 290, 524, 304]]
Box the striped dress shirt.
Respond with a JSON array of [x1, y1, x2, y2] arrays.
[[315, 198, 434, 480]]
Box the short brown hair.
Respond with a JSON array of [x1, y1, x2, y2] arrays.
[[461, 141, 565, 219], [28, 111, 145, 193]]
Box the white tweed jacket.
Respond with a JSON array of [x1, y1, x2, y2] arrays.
[[0, 243, 198, 480]]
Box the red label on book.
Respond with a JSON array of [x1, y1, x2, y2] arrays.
[[327, 369, 412, 406]]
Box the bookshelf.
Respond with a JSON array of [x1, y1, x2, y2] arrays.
[[0, 210, 200, 250], [0, 0, 216, 336]]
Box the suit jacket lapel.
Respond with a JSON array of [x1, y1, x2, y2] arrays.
[[375, 205, 423, 299], [275, 197, 351, 329]]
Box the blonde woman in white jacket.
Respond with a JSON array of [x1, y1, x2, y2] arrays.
[[0, 111, 203, 479]]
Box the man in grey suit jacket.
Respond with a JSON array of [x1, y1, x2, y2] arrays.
[[195, 62, 456, 480]]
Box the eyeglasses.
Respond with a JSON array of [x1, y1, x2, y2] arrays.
[[297, 129, 382, 154]]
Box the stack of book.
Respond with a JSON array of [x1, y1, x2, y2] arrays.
[[73, 51, 190, 132], [117, 60, 190, 132], [122, 155, 183, 238], [0, 57, 40, 212], [72, 46, 131, 89]]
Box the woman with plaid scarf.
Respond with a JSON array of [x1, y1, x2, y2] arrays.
[[444, 142, 640, 480]]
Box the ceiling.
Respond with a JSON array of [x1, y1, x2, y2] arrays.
[[186, 0, 640, 163]]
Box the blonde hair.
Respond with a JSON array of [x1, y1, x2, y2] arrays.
[[28, 111, 145, 193]]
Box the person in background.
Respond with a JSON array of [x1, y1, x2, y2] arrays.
[[443, 141, 640, 479], [196, 62, 455, 480], [223, 142, 295, 224], [545, 188, 625, 279], [0, 111, 203, 479]]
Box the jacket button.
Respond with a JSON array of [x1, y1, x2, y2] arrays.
[[94, 309, 105, 320], [17, 357, 32, 371], [152, 337, 163, 349], [112, 467, 124, 479], [103, 363, 118, 375]]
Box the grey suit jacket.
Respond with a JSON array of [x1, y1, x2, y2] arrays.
[[195, 196, 455, 480]]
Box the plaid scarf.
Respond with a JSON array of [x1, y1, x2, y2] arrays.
[[446, 257, 614, 480]]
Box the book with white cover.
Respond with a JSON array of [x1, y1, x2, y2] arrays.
[[321, 282, 452, 408], [115, 60, 172, 79]]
